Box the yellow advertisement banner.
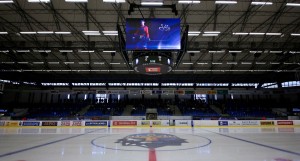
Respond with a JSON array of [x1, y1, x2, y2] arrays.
[[207, 90, 217, 94], [5, 121, 20, 127], [260, 121, 274, 126]]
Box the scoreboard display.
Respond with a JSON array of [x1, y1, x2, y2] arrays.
[[133, 55, 172, 75], [126, 18, 181, 50]]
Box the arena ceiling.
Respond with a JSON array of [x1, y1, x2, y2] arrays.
[[0, 0, 299, 84]]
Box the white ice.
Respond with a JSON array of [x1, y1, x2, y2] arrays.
[[0, 127, 299, 161]]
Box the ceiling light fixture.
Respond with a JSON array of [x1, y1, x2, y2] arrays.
[[249, 32, 265, 35], [0, 32, 8, 34], [178, 0, 200, 4], [82, 31, 101, 35], [32, 62, 45, 64], [233, 32, 248, 35], [20, 31, 37, 34], [286, 3, 300, 7], [251, 2, 272, 5], [80, 50, 95, 53], [291, 33, 300, 36], [103, 0, 126, 3], [202, 34, 219, 36], [34, 50, 51, 53], [48, 62, 60, 64], [269, 51, 282, 53], [16, 50, 30, 53], [188, 34, 200, 36], [94, 62, 105, 65], [212, 62, 223, 64], [37, 31, 54, 34], [103, 31, 118, 35], [78, 62, 90, 64], [65, 0, 88, 2], [204, 31, 221, 34], [229, 51, 242, 53], [59, 50, 73, 53], [28, 0, 50, 2], [290, 51, 300, 54], [55, 31, 72, 34], [250, 51, 263, 53], [141, 2, 163, 5], [270, 62, 280, 65], [241, 62, 252, 65], [227, 62, 238, 65], [266, 33, 282, 36], [215, 1, 237, 4], [0, 0, 14, 3], [188, 31, 201, 36]]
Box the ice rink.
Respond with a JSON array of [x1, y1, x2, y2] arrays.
[[0, 127, 299, 161]]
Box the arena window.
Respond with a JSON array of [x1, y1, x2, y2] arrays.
[[261, 82, 278, 88], [72, 83, 89, 86], [41, 83, 69, 86], [162, 83, 193, 86], [231, 83, 258, 87], [23, 82, 37, 85], [282, 81, 300, 87], [196, 83, 229, 86], [90, 83, 106, 86], [0, 79, 10, 83]]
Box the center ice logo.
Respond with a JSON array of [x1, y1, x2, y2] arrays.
[[115, 133, 187, 149]]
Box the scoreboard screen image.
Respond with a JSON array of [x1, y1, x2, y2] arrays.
[[126, 18, 181, 50]]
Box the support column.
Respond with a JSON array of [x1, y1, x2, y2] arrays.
[[31, 93, 35, 104], [40, 93, 44, 104], [44, 93, 48, 103], [50, 94, 54, 104], [58, 94, 61, 103], [15, 92, 20, 103], [28, 92, 32, 104]]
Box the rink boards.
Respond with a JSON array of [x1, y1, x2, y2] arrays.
[[1, 120, 300, 128]]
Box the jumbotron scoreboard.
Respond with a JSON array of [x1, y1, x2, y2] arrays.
[[132, 52, 173, 75]]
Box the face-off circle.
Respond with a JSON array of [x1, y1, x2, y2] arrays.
[[115, 133, 187, 149], [91, 133, 211, 151]]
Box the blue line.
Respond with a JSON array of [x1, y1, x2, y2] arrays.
[[201, 129, 300, 156], [0, 128, 105, 158]]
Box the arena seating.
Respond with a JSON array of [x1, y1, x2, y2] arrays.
[[130, 99, 173, 116], [220, 99, 282, 118], [2, 98, 299, 120], [177, 100, 220, 117]]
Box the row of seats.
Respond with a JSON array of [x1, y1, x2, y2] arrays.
[[177, 100, 219, 117]]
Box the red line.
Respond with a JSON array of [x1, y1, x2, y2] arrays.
[[149, 148, 157, 161]]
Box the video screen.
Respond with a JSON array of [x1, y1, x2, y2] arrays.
[[145, 67, 161, 73], [126, 18, 181, 50]]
